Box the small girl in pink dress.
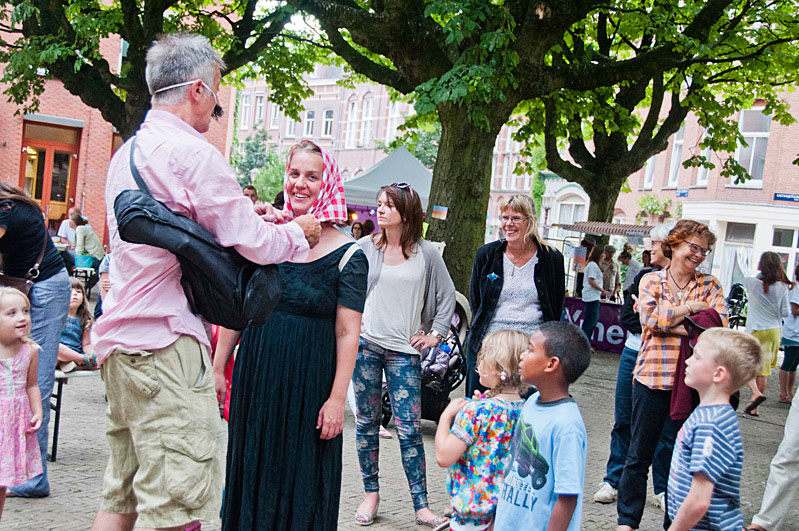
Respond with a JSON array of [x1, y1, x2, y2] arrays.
[[0, 287, 43, 523]]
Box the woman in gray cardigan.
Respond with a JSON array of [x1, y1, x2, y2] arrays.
[[353, 183, 455, 528]]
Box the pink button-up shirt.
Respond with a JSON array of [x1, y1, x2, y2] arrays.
[[92, 110, 308, 363]]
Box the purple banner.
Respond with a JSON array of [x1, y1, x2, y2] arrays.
[[562, 297, 627, 354]]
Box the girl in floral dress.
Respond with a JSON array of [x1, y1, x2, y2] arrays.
[[435, 330, 528, 530], [0, 288, 43, 522]]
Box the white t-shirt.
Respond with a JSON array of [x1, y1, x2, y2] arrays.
[[485, 254, 543, 336], [745, 277, 789, 333], [782, 287, 799, 344], [362, 246, 426, 354], [582, 261, 603, 302], [57, 219, 75, 244]]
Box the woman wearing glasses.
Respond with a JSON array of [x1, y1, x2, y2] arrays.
[[617, 220, 727, 531], [353, 183, 455, 528], [466, 194, 565, 396]]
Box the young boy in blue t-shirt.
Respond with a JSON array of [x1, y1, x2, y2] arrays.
[[667, 328, 762, 530], [494, 321, 592, 531]]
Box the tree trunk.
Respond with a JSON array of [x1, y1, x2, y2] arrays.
[[425, 104, 506, 293], [580, 172, 627, 224]]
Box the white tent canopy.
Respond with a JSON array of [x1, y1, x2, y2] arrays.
[[342, 146, 433, 209]]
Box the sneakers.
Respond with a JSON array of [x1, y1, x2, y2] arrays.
[[651, 492, 666, 511], [593, 482, 618, 503]]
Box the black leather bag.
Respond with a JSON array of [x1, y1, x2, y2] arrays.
[[113, 137, 282, 330]]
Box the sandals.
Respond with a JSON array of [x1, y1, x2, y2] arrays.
[[744, 395, 767, 416], [415, 516, 450, 528], [355, 500, 379, 526]]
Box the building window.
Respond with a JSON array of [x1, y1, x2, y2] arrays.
[[735, 108, 771, 185], [285, 117, 296, 137], [254, 95, 265, 126], [772, 227, 799, 279], [666, 124, 685, 187], [346, 100, 359, 149], [323, 109, 334, 137], [492, 155, 502, 189], [305, 110, 315, 136], [385, 101, 401, 143], [360, 97, 374, 146], [556, 200, 587, 239], [720, 222, 756, 295], [239, 94, 251, 130], [502, 154, 514, 190], [695, 130, 711, 186], [270, 104, 280, 129], [643, 155, 656, 189]]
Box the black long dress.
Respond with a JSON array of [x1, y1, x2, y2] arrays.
[[222, 244, 368, 530]]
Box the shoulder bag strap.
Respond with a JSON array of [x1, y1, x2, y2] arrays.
[[338, 243, 361, 273], [27, 230, 48, 279], [128, 136, 153, 197]]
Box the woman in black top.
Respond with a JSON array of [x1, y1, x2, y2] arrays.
[[467, 195, 565, 395], [0, 183, 71, 497]]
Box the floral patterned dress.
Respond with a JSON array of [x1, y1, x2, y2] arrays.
[[448, 396, 525, 528], [0, 343, 42, 487]]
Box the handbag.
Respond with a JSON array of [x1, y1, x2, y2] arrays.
[[113, 136, 283, 330], [0, 223, 47, 296]]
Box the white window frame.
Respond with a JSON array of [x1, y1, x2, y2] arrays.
[[733, 107, 770, 187], [239, 94, 251, 130], [696, 130, 711, 187], [666, 124, 685, 187], [360, 97, 374, 146], [385, 101, 401, 143], [285, 117, 296, 137], [304, 110, 315, 136], [254, 95, 264, 126], [322, 109, 334, 137], [643, 155, 656, 190], [771, 227, 799, 279], [556, 201, 587, 239], [346, 100, 359, 149], [502, 154, 514, 190], [269, 104, 280, 129], [491, 155, 501, 189]]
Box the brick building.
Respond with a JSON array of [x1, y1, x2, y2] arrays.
[[0, 36, 234, 243]]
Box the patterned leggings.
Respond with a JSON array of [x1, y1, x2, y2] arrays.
[[353, 336, 428, 511]]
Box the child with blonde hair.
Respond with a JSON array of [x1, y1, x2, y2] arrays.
[[0, 288, 43, 522], [667, 328, 762, 530], [435, 330, 528, 530]]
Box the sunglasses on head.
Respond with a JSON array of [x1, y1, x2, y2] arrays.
[[390, 182, 411, 189]]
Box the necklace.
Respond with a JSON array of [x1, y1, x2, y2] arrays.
[[668, 267, 691, 302], [506, 251, 532, 277]]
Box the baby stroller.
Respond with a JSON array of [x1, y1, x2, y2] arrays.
[[381, 291, 472, 426], [727, 282, 747, 329]]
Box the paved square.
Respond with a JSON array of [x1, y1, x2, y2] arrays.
[[3, 350, 795, 530]]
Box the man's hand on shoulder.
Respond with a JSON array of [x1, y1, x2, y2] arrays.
[[293, 214, 321, 248], [255, 203, 285, 223]]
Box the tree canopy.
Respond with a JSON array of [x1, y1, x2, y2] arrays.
[[290, 0, 799, 291], [0, 0, 320, 138]]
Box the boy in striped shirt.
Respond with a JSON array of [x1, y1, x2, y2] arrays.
[[667, 328, 761, 530]]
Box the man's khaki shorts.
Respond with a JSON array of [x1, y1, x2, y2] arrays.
[[100, 335, 224, 528]]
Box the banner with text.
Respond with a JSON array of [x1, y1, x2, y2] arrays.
[[562, 297, 627, 354]]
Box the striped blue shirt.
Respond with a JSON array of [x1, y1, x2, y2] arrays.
[[667, 404, 743, 530]]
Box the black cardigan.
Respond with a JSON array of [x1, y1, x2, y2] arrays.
[[620, 267, 655, 334], [467, 239, 566, 358]]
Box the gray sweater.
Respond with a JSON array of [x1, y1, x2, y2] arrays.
[[358, 237, 456, 338]]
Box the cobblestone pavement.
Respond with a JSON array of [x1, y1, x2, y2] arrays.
[[3, 350, 796, 530]]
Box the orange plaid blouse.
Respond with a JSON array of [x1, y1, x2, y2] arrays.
[[634, 268, 728, 390]]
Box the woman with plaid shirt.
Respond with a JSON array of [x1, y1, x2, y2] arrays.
[[616, 220, 727, 531]]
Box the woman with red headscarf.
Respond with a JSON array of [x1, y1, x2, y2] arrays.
[[215, 140, 368, 530]]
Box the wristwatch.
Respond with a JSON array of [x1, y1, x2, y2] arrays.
[[430, 330, 445, 344]]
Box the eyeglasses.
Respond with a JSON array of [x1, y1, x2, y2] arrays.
[[390, 182, 411, 189], [153, 79, 224, 119], [644, 239, 662, 251], [686, 242, 712, 257], [501, 215, 526, 225]]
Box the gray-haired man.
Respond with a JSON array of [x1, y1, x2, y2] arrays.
[[91, 33, 319, 531]]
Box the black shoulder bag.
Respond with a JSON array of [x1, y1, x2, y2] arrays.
[[113, 136, 283, 330]]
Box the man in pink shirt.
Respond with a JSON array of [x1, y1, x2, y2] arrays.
[[91, 33, 320, 531]]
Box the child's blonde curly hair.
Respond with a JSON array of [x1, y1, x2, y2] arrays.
[[477, 329, 529, 397]]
